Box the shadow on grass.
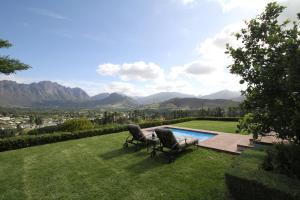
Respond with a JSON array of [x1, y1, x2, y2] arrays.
[[125, 148, 196, 174], [100, 144, 149, 160]]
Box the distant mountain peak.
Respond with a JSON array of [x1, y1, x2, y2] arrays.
[[200, 90, 242, 101], [133, 92, 196, 105], [0, 80, 89, 107]]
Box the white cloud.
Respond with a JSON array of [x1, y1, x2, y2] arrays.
[[211, 0, 299, 16], [182, 0, 196, 5], [97, 61, 164, 81], [169, 22, 243, 80], [120, 61, 164, 81], [147, 79, 199, 95], [185, 61, 216, 75], [96, 22, 245, 95], [0, 74, 32, 83], [279, 0, 300, 21], [197, 22, 243, 60], [97, 63, 120, 75], [169, 61, 217, 80], [213, 0, 273, 12], [103, 82, 140, 96]]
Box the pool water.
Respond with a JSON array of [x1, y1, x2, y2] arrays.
[[169, 128, 216, 142]]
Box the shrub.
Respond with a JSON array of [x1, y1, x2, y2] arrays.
[[0, 126, 127, 152], [60, 118, 95, 132], [225, 150, 300, 200], [262, 144, 300, 179], [0, 117, 240, 152], [0, 129, 19, 138], [27, 125, 62, 135]]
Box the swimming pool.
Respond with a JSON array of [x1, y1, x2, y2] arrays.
[[169, 128, 216, 142]]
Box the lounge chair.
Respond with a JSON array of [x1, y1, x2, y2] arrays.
[[154, 128, 198, 162], [124, 124, 155, 150]]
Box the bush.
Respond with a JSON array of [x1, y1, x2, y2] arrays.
[[0, 117, 240, 152], [60, 118, 95, 132], [262, 144, 300, 179], [27, 118, 96, 135], [0, 129, 19, 138], [0, 126, 127, 152], [225, 150, 300, 200], [27, 125, 62, 135]]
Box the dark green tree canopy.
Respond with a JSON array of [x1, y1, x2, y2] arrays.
[[226, 2, 300, 144], [0, 39, 30, 74]]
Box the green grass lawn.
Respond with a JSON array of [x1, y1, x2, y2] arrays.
[[0, 120, 236, 200], [174, 120, 238, 133]]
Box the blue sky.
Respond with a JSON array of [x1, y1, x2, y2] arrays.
[[0, 0, 298, 96]]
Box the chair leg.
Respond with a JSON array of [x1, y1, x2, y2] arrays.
[[123, 142, 129, 149], [134, 142, 139, 151], [168, 154, 175, 163], [167, 151, 176, 163]]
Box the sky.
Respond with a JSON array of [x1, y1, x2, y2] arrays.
[[0, 0, 299, 96]]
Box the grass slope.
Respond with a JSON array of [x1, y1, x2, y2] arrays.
[[174, 120, 238, 133], [0, 121, 236, 200]]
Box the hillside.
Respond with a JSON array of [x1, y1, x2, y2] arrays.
[[199, 90, 242, 101], [0, 81, 137, 108], [134, 92, 196, 105], [90, 93, 110, 100], [0, 80, 89, 107], [154, 97, 239, 110], [0, 80, 241, 109], [83, 93, 138, 108]]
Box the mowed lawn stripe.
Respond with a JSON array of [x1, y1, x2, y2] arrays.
[[0, 121, 236, 200], [174, 120, 238, 133]]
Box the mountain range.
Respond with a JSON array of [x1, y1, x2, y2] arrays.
[[133, 92, 195, 105], [0, 80, 243, 109], [156, 98, 239, 110]]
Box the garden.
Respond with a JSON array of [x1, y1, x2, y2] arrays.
[[0, 120, 237, 200]]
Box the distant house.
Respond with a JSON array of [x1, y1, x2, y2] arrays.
[[0, 117, 11, 121]]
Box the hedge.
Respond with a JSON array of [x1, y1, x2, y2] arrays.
[[27, 125, 63, 135], [28, 117, 239, 135], [0, 117, 197, 152], [196, 117, 240, 121], [225, 149, 300, 200]]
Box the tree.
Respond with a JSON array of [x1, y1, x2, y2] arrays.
[[29, 115, 35, 125], [61, 118, 94, 132], [34, 116, 43, 127], [226, 2, 300, 144], [0, 39, 30, 74]]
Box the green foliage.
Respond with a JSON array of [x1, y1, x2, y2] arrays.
[[34, 116, 43, 126], [0, 117, 197, 151], [0, 39, 30, 74], [226, 2, 300, 144], [60, 118, 95, 132], [27, 125, 62, 135], [0, 129, 19, 138], [236, 113, 259, 136], [0, 127, 126, 152], [225, 150, 300, 200], [0, 117, 240, 151], [262, 144, 300, 179], [237, 113, 252, 134], [0, 39, 12, 48]]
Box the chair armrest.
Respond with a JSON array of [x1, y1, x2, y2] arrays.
[[171, 142, 179, 150], [175, 136, 186, 143]]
